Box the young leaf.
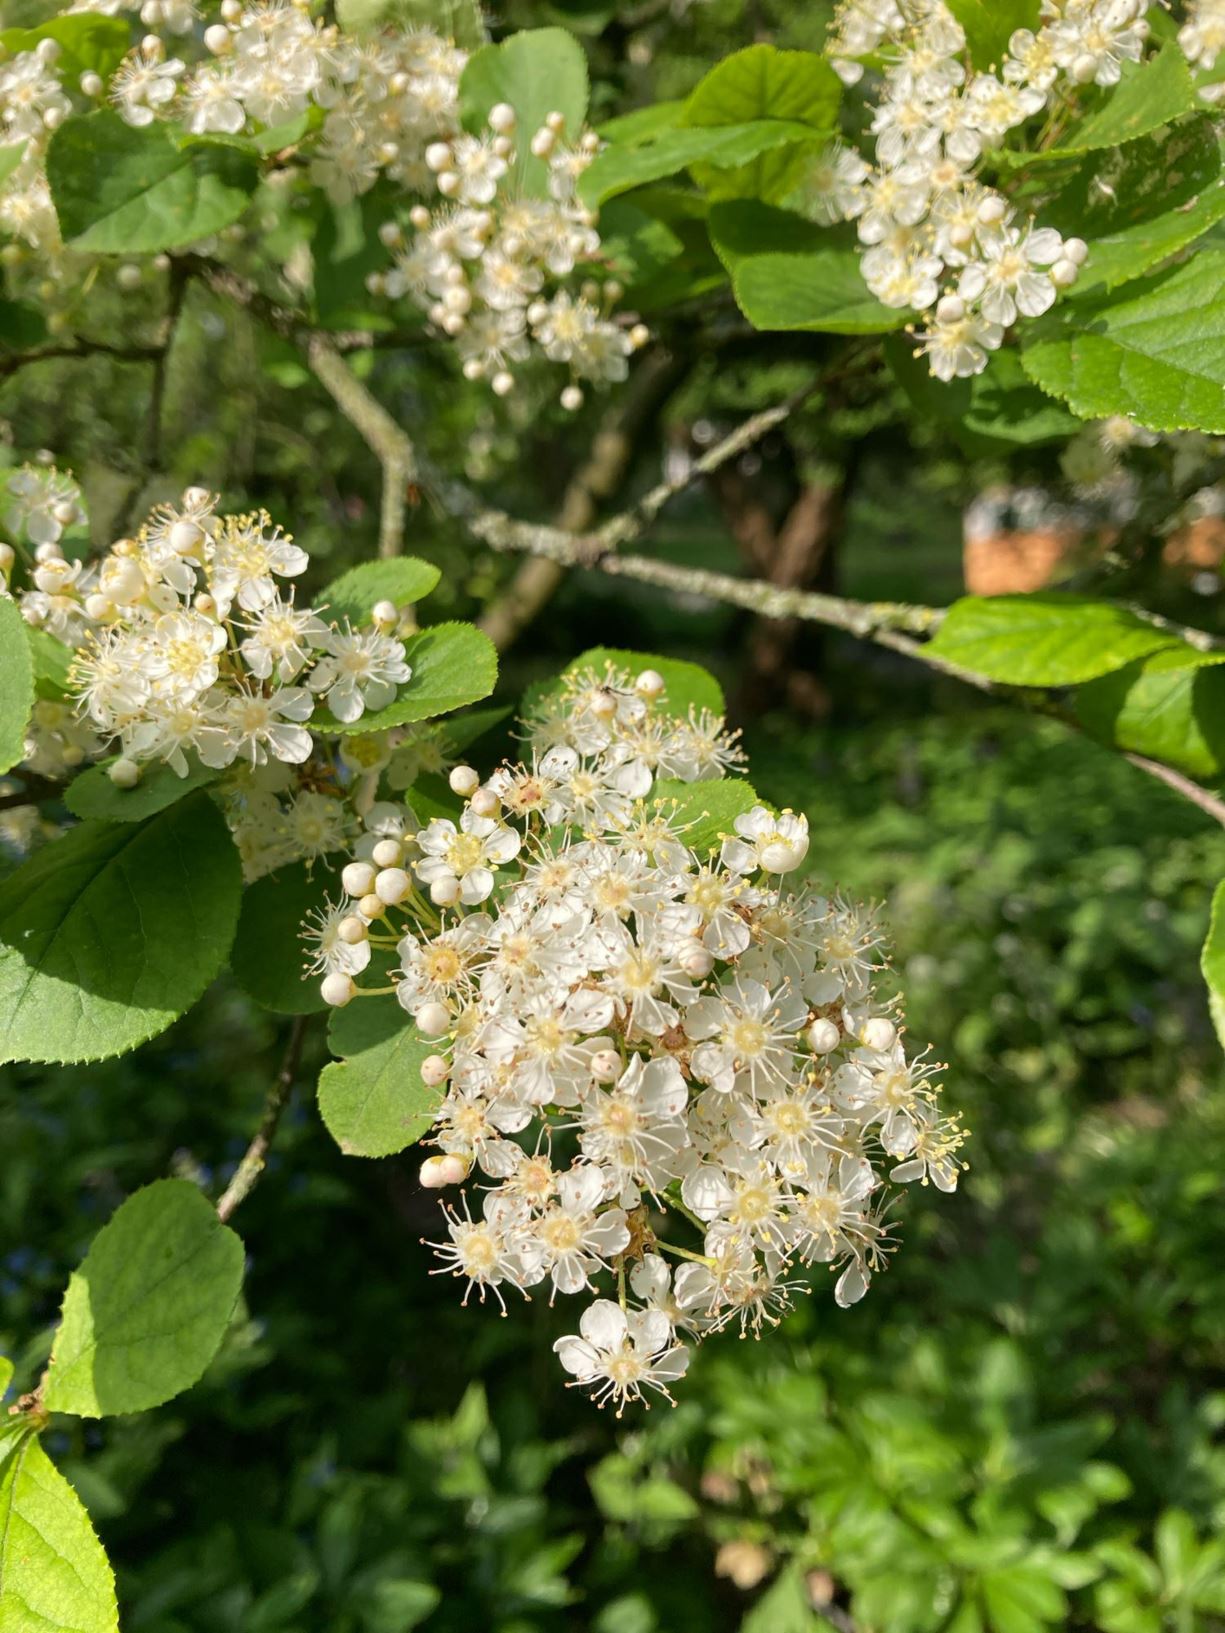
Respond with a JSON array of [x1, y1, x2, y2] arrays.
[[0, 792, 242, 1065], [0, 596, 34, 776], [652, 777, 760, 857], [460, 28, 588, 197], [1046, 40, 1197, 156], [579, 121, 816, 207], [44, 1178, 244, 1417], [684, 45, 840, 130], [1076, 646, 1225, 778], [944, 0, 1039, 69], [315, 622, 498, 734], [47, 110, 257, 254], [928, 596, 1175, 686], [318, 1019, 442, 1157], [563, 647, 725, 715], [733, 247, 907, 335], [318, 557, 442, 625], [64, 757, 219, 824], [1020, 252, 1225, 434], [886, 337, 1084, 449], [1203, 881, 1225, 1050], [0, 1433, 119, 1632], [231, 860, 342, 1016], [26, 625, 76, 700]]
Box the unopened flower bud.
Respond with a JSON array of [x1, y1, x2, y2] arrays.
[[629, 323, 650, 349], [420, 1053, 450, 1087], [194, 593, 216, 616], [203, 22, 231, 52], [560, 385, 583, 411], [0, 543, 14, 574], [429, 875, 461, 907], [371, 598, 398, 629], [681, 943, 715, 979], [935, 294, 965, 324], [321, 972, 355, 1007], [861, 1016, 896, 1051], [488, 102, 516, 133], [808, 1018, 841, 1054], [378, 220, 403, 248], [1050, 258, 1079, 288], [977, 194, 1008, 225], [491, 370, 514, 396], [358, 892, 384, 920], [84, 593, 114, 621], [36, 38, 61, 64], [590, 689, 618, 720], [590, 1048, 620, 1083], [1062, 236, 1088, 266], [35, 542, 63, 563], [375, 866, 411, 904], [425, 141, 453, 172], [169, 518, 202, 554], [108, 757, 141, 789], [342, 860, 376, 898], [371, 837, 403, 868], [545, 110, 566, 133], [415, 1000, 451, 1036], [116, 263, 142, 291], [419, 1155, 449, 1188], [449, 765, 480, 797], [337, 914, 368, 945], [436, 171, 461, 198], [470, 787, 499, 817], [491, 134, 514, 159], [409, 204, 431, 229], [183, 485, 210, 508], [530, 128, 556, 159], [634, 668, 665, 700]]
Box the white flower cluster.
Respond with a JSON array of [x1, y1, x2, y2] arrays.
[[2, 483, 416, 873], [817, 0, 1165, 379], [310, 664, 963, 1413], [1180, 0, 1225, 96], [373, 104, 647, 406], [0, 38, 71, 252]]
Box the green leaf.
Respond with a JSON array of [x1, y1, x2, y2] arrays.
[[231, 860, 341, 1016], [708, 198, 825, 270], [336, 0, 484, 48], [0, 1357, 11, 1396], [26, 626, 75, 700], [928, 596, 1174, 685], [742, 1562, 820, 1632], [945, 0, 1039, 69], [460, 28, 588, 198], [326, 976, 402, 1058], [733, 246, 907, 335], [315, 621, 498, 735], [579, 120, 818, 207], [64, 757, 219, 824], [598, 101, 685, 145], [1021, 252, 1225, 434], [1076, 645, 1225, 778], [651, 777, 759, 857], [0, 297, 47, 350], [47, 110, 256, 254], [0, 15, 130, 84], [318, 1019, 442, 1157], [979, 1563, 1065, 1633], [0, 792, 241, 1065], [0, 145, 25, 189], [0, 1434, 118, 1632], [0, 597, 34, 777], [1046, 41, 1197, 156], [1048, 118, 1225, 294], [563, 647, 724, 716], [312, 187, 399, 331], [44, 1179, 244, 1417], [1202, 880, 1225, 1050], [318, 557, 441, 625], [885, 336, 1084, 449], [684, 45, 840, 130]]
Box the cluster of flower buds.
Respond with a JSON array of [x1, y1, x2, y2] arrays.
[[307, 663, 963, 1412], [372, 103, 646, 407], [815, 0, 1160, 378]]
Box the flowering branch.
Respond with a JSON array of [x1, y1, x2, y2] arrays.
[[216, 1014, 310, 1223]]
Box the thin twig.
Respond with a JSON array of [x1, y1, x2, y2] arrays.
[[1123, 752, 1225, 826], [0, 340, 165, 379], [216, 1015, 309, 1223]]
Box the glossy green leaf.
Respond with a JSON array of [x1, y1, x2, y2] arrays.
[[26, 626, 75, 700], [563, 647, 724, 716], [64, 758, 219, 824], [315, 622, 498, 734], [47, 110, 257, 254], [45, 1179, 244, 1417], [1049, 118, 1225, 294], [1202, 880, 1225, 1050], [598, 101, 685, 145], [318, 557, 442, 625], [0, 1357, 10, 1396], [652, 777, 759, 857], [0, 597, 34, 777], [0, 1433, 119, 1631], [741, 1562, 819, 1633], [979, 1563, 1066, 1633], [0, 15, 130, 84], [460, 28, 588, 197], [1021, 252, 1225, 434], [318, 1019, 442, 1157], [683, 44, 839, 197], [580, 120, 818, 206], [231, 860, 342, 1016], [1076, 645, 1225, 778], [734, 246, 907, 335], [336, 0, 484, 47], [0, 792, 241, 1065], [928, 596, 1174, 686]]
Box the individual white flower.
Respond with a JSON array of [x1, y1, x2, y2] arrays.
[[4, 465, 84, 547], [111, 44, 185, 126], [957, 224, 1063, 325], [518, 1165, 629, 1298], [414, 806, 522, 905], [197, 684, 315, 769], [1181, 0, 1225, 71], [240, 596, 330, 682], [553, 1300, 689, 1413], [686, 975, 808, 1096], [721, 807, 810, 875], [209, 513, 309, 615], [302, 896, 373, 978], [307, 622, 412, 723]]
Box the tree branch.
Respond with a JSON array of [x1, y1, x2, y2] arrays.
[[0, 339, 165, 379], [216, 1015, 309, 1223]]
